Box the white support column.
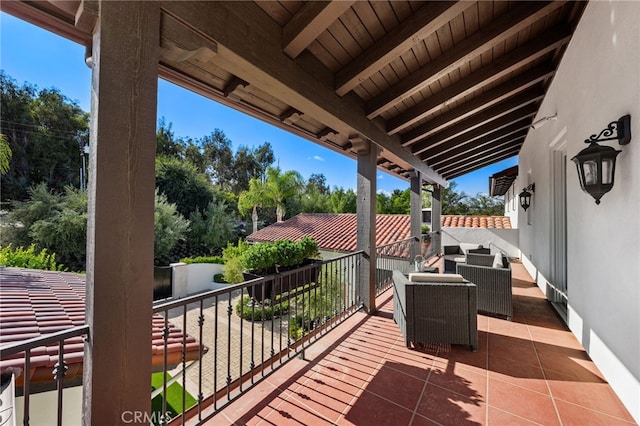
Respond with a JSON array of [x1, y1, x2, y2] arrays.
[[409, 171, 422, 260], [353, 136, 378, 313], [83, 2, 159, 424], [432, 185, 442, 255]]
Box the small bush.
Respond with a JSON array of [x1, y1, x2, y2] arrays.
[[422, 224, 430, 234], [213, 273, 227, 283], [0, 244, 64, 271], [180, 255, 224, 264], [235, 296, 289, 321]]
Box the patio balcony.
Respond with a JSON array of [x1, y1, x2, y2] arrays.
[[192, 259, 635, 425]]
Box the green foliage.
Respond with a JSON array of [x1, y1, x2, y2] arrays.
[[328, 187, 357, 213], [422, 224, 430, 234], [154, 190, 190, 265], [0, 134, 11, 174], [239, 238, 319, 275], [235, 296, 289, 321], [155, 156, 215, 218], [1, 72, 90, 202], [187, 199, 238, 254], [222, 240, 251, 284], [377, 189, 411, 214], [263, 167, 304, 222], [213, 273, 227, 283], [0, 244, 64, 270], [179, 255, 224, 264]]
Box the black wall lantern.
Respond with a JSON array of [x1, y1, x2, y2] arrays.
[[571, 115, 631, 204], [519, 183, 535, 211]]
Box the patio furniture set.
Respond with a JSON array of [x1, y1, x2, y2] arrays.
[[393, 244, 512, 351]]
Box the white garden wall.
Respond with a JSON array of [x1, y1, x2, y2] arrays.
[[517, 2, 639, 421], [441, 227, 520, 259], [170, 263, 226, 298]]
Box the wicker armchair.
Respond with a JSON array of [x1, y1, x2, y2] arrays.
[[392, 270, 478, 351], [456, 253, 513, 320]]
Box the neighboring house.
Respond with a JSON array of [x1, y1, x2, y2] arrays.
[[0, 267, 204, 425], [506, 2, 639, 421], [247, 212, 515, 258]]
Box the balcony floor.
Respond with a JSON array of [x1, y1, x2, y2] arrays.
[[198, 261, 635, 425]]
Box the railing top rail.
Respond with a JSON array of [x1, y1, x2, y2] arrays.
[[0, 324, 90, 358], [376, 237, 419, 250], [152, 251, 365, 313]]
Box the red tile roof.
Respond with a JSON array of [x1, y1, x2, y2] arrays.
[[247, 213, 512, 251], [0, 267, 204, 387], [441, 215, 512, 229]]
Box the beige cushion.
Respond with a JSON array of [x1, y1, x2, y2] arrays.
[[443, 254, 466, 263], [459, 243, 482, 255], [409, 273, 465, 283], [492, 253, 504, 268]]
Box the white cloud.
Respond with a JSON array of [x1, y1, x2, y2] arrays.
[[312, 155, 325, 162], [377, 173, 384, 179]]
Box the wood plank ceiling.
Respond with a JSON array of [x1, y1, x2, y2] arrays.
[[2, 1, 586, 186]]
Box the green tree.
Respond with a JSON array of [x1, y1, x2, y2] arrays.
[[467, 193, 505, 216], [441, 181, 470, 215], [238, 177, 267, 234], [0, 72, 90, 202], [156, 118, 184, 158], [0, 134, 11, 174], [201, 129, 234, 189], [155, 156, 215, 218], [188, 199, 238, 254], [154, 190, 190, 265], [329, 187, 356, 213], [264, 167, 303, 222]]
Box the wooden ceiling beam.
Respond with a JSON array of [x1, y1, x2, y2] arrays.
[[426, 129, 528, 168], [335, 1, 470, 96], [413, 104, 537, 156], [366, 1, 565, 119], [420, 117, 532, 161], [404, 88, 542, 152], [399, 70, 549, 148], [391, 25, 571, 135], [283, 1, 356, 59], [444, 148, 520, 179], [160, 2, 446, 186], [431, 134, 525, 171]]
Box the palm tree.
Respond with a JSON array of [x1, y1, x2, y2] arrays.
[[238, 177, 267, 234], [264, 167, 303, 222]]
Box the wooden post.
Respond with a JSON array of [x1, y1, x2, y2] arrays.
[[432, 185, 442, 255], [82, 2, 159, 424], [410, 171, 422, 261], [353, 136, 378, 313]]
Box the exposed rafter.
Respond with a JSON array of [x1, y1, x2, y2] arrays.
[[283, 1, 355, 59], [366, 1, 565, 119], [334, 1, 470, 96]]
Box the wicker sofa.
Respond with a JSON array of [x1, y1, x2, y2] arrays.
[[456, 253, 513, 320], [392, 270, 478, 351], [443, 244, 490, 273]]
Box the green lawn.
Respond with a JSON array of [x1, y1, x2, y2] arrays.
[[151, 372, 197, 424]]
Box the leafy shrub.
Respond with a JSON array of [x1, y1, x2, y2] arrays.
[[235, 296, 289, 321], [422, 224, 430, 234], [222, 240, 251, 284], [0, 244, 64, 271], [213, 273, 227, 283], [180, 255, 224, 264], [240, 237, 319, 275]]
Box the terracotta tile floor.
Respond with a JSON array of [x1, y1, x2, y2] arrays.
[[196, 261, 636, 425]]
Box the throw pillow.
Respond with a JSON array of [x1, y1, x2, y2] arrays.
[[492, 253, 503, 269]]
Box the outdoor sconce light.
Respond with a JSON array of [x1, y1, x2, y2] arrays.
[[519, 184, 535, 211], [571, 114, 631, 204]]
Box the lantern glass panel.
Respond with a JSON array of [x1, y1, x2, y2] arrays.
[[602, 158, 614, 184], [582, 160, 598, 185]]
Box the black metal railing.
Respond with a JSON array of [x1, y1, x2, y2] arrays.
[[0, 325, 90, 426], [152, 251, 364, 425]]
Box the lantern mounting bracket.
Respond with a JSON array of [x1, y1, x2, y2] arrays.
[[585, 114, 631, 146]]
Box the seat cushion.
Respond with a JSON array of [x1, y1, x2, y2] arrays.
[[443, 254, 466, 263], [459, 243, 483, 255], [409, 273, 465, 283]]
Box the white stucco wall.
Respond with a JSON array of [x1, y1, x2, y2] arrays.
[[517, 2, 639, 421], [171, 262, 225, 298], [441, 227, 520, 259]]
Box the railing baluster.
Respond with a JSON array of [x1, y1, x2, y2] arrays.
[[250, 292, 255, 384], [181, 304, 187, 425], [23, 348, 31, 426], [239, 288, 244, 393], [226, 293, 232, 400], [197, 299, 204, 422], [213, 294, 218, 412], [162, 311, 169, 426], [54, 340, 67, 426]]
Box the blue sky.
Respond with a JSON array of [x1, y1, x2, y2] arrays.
[[1, 12, 517, 196]]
